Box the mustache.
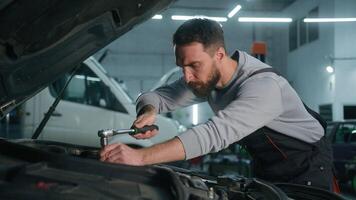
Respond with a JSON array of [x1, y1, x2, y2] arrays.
[[186, 66, 221, 97], [188, 81, 203, 88], [188, 80, 215, 97]]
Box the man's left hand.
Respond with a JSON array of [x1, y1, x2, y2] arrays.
[[100, 143, 144, 166]]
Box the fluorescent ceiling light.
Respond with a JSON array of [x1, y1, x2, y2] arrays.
[[228, 4, 242, 18], [171, 15, 228, 22], [152, 15, 163, 19], [171, 15, 195, 21], [304, 18, 356, 22], [238, 17, 292, 22]]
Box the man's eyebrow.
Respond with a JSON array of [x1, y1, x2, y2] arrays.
[[179, 61, 200, 67]]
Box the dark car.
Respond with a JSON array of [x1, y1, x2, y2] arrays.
[[327, 121, 356, 191], [0, 1, 347, 199]]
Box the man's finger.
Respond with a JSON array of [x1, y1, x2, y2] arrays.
[[100, 143, 121, 157], [134, 116, 155, 128], [102, 149, 120, 162], [133, 115, 144, 126], [106, 150, 122, 161], [147, 130, 157, 136], [133, 120, 150, 129], [133, 131, 152, 139], [109, 157, 124, 164], [132, 133, 144, 139], [106, 146, 124, 159], [133, 130, 158, 139]]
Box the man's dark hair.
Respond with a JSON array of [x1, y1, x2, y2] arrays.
[[173, 18, 225, 51]]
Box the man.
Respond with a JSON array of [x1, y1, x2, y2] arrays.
[[100, 19, 333, 190]]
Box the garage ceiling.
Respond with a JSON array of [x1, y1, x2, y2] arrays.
[[172, 0, 296, 12]]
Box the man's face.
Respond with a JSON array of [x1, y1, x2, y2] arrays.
[[175, 42, 221, 97]]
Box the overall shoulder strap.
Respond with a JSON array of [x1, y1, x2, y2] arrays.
[[249, 67, 280, 77]]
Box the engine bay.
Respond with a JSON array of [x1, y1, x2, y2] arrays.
[[0, 138, 345, 200]]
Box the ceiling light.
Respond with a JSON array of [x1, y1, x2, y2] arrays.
[[238, 17, 292, 22], [326, 65, 334, 73], [171, 15, 228, 22], [228, 4, 242, 18], [304, 18, 356, 23], [152, 15, 163, 19]]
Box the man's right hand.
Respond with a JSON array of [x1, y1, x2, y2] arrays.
[[132, 105, 158, 139]]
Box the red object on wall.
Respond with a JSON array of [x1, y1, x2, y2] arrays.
[[251, 41, 267, 62], [251, 41, 267, 55]]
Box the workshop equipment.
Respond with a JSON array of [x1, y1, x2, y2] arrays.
[[98, 125, 159, 147], [251, 41, 267, 62]]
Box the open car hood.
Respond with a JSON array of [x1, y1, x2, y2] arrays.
[[0, 0, 174, 118]]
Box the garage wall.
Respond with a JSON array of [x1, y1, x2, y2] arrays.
[[333, 0, 356, 120], [283, 0, 356, 121], [284, 0, 336, 111], [254, 24, 289, 76]]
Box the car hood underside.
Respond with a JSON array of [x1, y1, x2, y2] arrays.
[[0, 0, 174, 117]]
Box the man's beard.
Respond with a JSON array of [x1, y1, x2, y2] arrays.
[[188, 64, 220, 97]]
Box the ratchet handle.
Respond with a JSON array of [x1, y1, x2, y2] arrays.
[[132, 125, 159, 135]]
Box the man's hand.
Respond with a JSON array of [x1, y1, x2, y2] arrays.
[[100, 143, 144, 166], [132, 105, 158, 139], [100, 138, 186, 166]]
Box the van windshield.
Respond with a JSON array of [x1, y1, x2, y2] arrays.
[[89, 57, 134, 104], [110, 78, 134, 104]]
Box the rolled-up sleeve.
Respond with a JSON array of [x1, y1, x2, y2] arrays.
[[178, 77, 283, 159]]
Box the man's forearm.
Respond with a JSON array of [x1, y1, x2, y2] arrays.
[[139, 137, 186, 165], [137, 104, 157, 117]]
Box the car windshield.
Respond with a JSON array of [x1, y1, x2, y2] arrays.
[[110, 77, 135, 104]]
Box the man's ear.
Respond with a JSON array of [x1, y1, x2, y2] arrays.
[[215, 47, 226, 61]]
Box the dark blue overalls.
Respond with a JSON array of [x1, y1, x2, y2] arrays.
[[238, 67, 334, 190]]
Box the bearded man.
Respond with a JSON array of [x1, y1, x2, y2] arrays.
[[100, 18, 333, 191]]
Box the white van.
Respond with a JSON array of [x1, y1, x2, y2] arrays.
[[21, 57, 186, 147]]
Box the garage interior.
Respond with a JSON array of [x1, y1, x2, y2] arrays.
[[94, 1, 356, 197], [96, 0, 356, 125], [1, 0, 356, 199]]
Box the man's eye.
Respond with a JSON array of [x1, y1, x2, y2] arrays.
[[192, 63, 200, 68]]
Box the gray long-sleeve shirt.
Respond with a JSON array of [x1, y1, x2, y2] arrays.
[[136, 50, 324, 160]]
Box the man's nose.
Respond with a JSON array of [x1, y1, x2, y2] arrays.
[[183, 69, 193, 83]]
